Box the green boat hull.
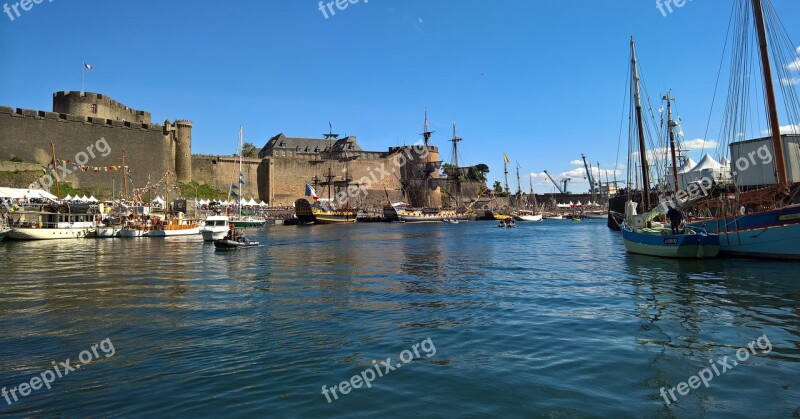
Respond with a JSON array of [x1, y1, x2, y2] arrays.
[[230, 220, 266, 228]]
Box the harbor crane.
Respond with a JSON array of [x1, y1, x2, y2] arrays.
[[543, 170, 571, 194], [581, 154, 597, 193]]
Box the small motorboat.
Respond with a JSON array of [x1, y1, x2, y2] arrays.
[[443, 218, 459, 224], [498, 218, 516, 228], [214, 226, 259, 250]]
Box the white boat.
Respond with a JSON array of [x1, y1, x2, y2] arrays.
[[96, 225, 121, 238], [119, 226, 149, 238], [6, 209, 96, 240], [513, 210, 543, 222], [545, 214, 564, 220], [148, 217, 201, 237], [201, 214, 230, 241]]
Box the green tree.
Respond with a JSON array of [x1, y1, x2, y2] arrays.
[[493, 181, 503, 193], [242, 142, 258, 158]]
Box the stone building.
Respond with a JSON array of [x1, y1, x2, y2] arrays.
[[1, 91, 450, 207]]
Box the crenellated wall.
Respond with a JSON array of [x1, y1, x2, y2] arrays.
[[53, 91, 151, 123], [0, 105, 187, 198]]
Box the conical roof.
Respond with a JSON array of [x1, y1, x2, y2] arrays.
[[690, 154, 722, 172]]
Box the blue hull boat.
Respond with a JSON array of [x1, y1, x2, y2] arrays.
[[687, 205, 800, 259]]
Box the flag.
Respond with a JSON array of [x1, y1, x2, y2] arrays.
[[84, 63, 94, 70], [305, 183, 319, 200], [503, 153, 510, 164], [231, 183, 238, 190]]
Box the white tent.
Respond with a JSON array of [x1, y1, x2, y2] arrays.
[[674, 157, 698, 190], [152, 196, 165, 205], [80, 195, 90, 202], [0, 187, 58, 200], [557, 203, 570, 208], [88, 195, 98, 203], [259, 201, 268, 207], [247, 198, 258, 206], [63, 194, 73, 201]]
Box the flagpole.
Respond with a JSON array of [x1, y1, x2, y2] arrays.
[[81, 62, 85, 96]]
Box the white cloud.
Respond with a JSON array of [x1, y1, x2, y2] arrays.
[[781, 77, 800, 86], [569, 159, 583, 166], [761, 124, 800, 136], [789, 58, 800, 71], [682, 138, 718, 151]]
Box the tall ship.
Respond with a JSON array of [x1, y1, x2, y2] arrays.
[[295, 124, 358, 224], [386, 113, 458, 223], [683, 0, 800, 259]]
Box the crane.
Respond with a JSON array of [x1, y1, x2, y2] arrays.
[[581, 153, 596, 193], [543, 170, 570, 194]]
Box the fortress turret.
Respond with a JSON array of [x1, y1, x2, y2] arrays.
[[52, 91, 151, 123], [174, 119, 193, 183]]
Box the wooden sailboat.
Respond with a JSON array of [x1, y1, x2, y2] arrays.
[[148, 169, 201, 237], [391, 113, 458, 223], [685, 0, 800, 259], [621, 38, 720, 258], [299, 124, 357, 224]]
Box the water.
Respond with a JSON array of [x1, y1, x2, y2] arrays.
[[0, 220, 798, 418]]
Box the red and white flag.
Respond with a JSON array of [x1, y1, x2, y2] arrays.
[[84, 63, 94, 70]]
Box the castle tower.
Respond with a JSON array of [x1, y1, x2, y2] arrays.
[[52, 91, 151, 123], [174, 120, 193, 183]]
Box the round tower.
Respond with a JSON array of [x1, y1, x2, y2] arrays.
[[174, 120, 193, 183]]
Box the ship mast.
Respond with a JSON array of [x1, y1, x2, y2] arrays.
[[122, 148, 128, 199], [631, 37, 651, 210], [751, 0, 787, 187], [323, 123, 339, 206], [664, 92, 680, 194], [515, 163, 522, 207], [50, 143, 60, 199], [451, 122, 462, 209], [238, 126, 243, 218]]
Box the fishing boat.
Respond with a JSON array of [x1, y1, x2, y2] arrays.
[[513, 210, 543, 222], [6, 204, 97, 240], [682, 0, 800, 259], [201, 214, 230, 241], [620, 38, 720, 259], [0, 222, 9, 242], [443, 217, 459, 224]]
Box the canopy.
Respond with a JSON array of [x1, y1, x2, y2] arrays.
[[0, 187, 58, 200], [247, 198, 258, 206], [88, 195, 98, 203], [63, 194, 73, 201], [259, 201, 268, 207], [152, 196, 165, 205]]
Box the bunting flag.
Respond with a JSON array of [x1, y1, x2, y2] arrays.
[[231, 183, 239, 190], [230, 191, 239, 198], [75, 165, 128, 172], [239, 171, 245, 185]]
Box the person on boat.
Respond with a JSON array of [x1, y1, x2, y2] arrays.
[[667, 205, 682, 235]]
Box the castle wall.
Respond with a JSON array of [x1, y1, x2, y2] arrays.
[[52, 91, 151, 123], [191, 155, 262, 199], [0, 106, 172, 197], [263, 154, 405, 207]]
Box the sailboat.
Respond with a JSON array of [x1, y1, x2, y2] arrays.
[[684, 0, 800, 259], [620, 38, 720, 259], [444, 122, 478, 222], [390, 113, 459, 223], [229, 126, 266, 228], [297, 125, 357, 224], [513, 167, 543, 221], [148, 169, 201, 237]]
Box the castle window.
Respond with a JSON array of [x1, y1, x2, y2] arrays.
[[90, 104, 98, 114]]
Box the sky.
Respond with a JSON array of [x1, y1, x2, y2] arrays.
[[2, 0, 799, 193]]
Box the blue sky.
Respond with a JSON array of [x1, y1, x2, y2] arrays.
[[2, 0, 799, 193]]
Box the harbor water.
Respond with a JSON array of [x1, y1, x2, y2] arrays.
[[0, 220, 798, 417]]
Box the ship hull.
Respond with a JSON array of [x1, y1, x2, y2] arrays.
[[119, 228, 148, 238], [96, 226, 121, 238], [687, 205, 800, 259], [622, 224, 720, 259], [7, 227, 96, 240], [149, 227, 201, 237]]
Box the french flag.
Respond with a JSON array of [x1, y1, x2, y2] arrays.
[[305, 183, 319, 200], [84, 63, 94, 70]]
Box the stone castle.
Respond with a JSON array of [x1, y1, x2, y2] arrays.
[[0, 92, 454, 207]]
